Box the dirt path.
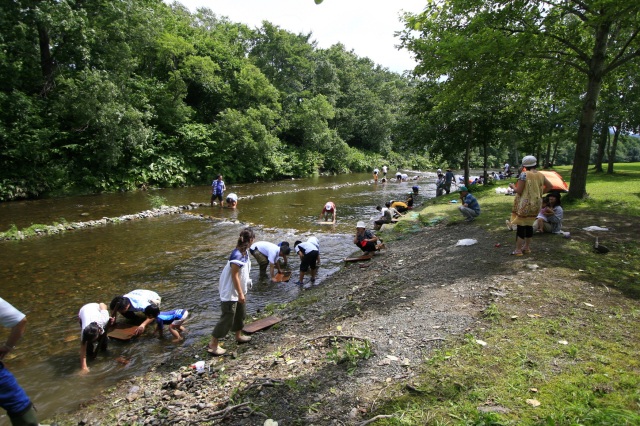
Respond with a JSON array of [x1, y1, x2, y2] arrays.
[[50, 216, 629, 425]]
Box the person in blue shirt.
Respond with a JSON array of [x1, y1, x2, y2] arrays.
[[144, 306, 189, 343], [211, 175, 226, 207], [457, 186, 480, 222]]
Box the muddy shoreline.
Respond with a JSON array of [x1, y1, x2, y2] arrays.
[[48, 222, 512, 425]]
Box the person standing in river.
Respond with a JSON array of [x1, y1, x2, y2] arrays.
[[211, 175, 226, 207], [250, 240, 291, 282], [293, 237, 320, 285], [208, 227, 255, 356], [0, 297, 39, 426], [444, 168, 456, 194]]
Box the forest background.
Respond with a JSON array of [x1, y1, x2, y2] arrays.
[[1, 0, 640, 202]]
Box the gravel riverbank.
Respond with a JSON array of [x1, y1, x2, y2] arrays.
[[48, 222, 533, 425]]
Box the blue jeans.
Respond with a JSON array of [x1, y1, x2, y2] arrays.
[[0, 363, 33, 419]]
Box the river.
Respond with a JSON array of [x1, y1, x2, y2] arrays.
[[0, 171, 437, 424]]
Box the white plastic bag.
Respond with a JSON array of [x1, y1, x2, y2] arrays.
[[582, 226, 609, 231], [456, 239, 478, 246]]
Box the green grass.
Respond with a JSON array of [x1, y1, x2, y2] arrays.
[[374, 163, 640, 425], [375, 282, 640, 425], [409, 163, 640, 297], [414, 162, 640, 224]]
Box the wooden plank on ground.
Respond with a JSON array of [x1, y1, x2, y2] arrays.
[[107, 324, 139, 341], [344, 255, 373, 262], [273, 271, 291, 282], [243, 316, 282, 334]]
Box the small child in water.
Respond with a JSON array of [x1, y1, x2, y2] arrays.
[[144, 305, 189, 342]]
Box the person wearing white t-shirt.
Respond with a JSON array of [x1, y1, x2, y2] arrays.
[[250, 241, 291, 282], [207, 228, 255, 356], [226, 193, 238, 209], [109, 289, 161, 336], [78, 302, 110, 373]]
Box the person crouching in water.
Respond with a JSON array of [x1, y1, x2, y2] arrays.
[[207, 227, 255, 356], [144, 305, 189, 343], [293, 237, 320, 285], [225, 193, 238, 209], [78, 302, 110, 374]]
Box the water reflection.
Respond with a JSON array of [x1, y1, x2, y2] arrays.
[[0, 172, 436, 423]]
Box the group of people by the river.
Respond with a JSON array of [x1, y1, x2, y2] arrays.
[[1, 159, 567, 425], [449, 155, 565, 256]]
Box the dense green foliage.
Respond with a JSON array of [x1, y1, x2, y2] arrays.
[[0, 0, 423, 200], [401, 0, 640, 198]]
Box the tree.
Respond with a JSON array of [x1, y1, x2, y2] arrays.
[[403, 0, 640, 199]]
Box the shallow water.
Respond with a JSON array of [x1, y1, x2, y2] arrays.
[[0, 172, 438, 423]]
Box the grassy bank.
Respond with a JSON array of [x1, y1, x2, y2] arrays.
[[377, 164, 640, 425]]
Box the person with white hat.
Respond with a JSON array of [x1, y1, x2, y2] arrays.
[[353, 221, 385, 254], [319, 201, 336, 223], [507, 155, 552, 256]]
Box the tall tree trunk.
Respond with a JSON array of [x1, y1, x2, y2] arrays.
[[37, 22, 54, 92], [607, 123, 622, 174], [483, 139, 488, 181], [544, 133, 552, 168], [551, 140, 559, 168], [568, 19, 611, 200], [594, 123, 608, 172], [464, 122, 472, 186]]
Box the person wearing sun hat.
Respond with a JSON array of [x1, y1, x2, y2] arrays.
[[507, 155, 552, 256], [353, 221, 385, 254], [457, 186, 480, 222], [319, 201, 336, 223]]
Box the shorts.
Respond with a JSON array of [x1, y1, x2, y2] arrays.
[[211, 193, 223, 202], [300, 251, 319, 272], [358, 240, 377, 253], [170, 310, 189, 327]]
